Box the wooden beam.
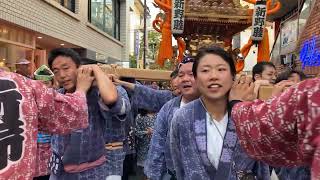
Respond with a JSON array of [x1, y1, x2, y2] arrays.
[[258, 85, 289, 100], [100, 65, 172, 81], [258, 85, 274, 100]]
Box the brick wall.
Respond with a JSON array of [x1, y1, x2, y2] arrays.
[[296, 0, 320, 75], [0, 0, 129, 61]]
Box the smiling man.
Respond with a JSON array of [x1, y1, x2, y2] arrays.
[[144, 57, 200, 180]]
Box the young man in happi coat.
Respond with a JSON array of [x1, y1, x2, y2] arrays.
[[0, 66, 91, 180], [144, 57, 200, 180], [48, 48, 130, 180]]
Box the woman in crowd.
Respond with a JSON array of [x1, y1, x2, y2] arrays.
[[135, 109, 156, 180], [170, 47, 270, 180]]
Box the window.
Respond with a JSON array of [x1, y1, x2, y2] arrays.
[[271, 32, 281, 63], [280, 16, 298, 50], [299, 0, 312, 35], [53, 0, 76, 12], [89, 0, 120, 40]]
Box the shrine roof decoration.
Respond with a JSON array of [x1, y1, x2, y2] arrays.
[[175, 0, 252, 37]]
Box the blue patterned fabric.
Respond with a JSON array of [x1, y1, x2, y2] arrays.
[[104, 86, 131, 143], [50, 87, 129, 180], [49, 163, 108, 180], [122, 88, 139, 155], [123, 110, 137, 155], [170, 99, 271, 180], [131, 84, 174, 112], [274, 166, 311, 180], [135, 113, 157, 167], [105, 148, 126, 176], [122, 84, 175, 155], [37, 132, 51, 143], [144, 96, 181, 180], [103, 86, 131, 176]]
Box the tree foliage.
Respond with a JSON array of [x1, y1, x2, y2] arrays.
[[139, 30, 161, 61]]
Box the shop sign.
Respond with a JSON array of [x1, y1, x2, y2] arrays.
[[281, 18, 298, 48], [251, 0, 267, 42], [172, 0, 185, 34], [300, 36, 320, 69]]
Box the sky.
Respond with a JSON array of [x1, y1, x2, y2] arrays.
[[147, 0, 160, 22]]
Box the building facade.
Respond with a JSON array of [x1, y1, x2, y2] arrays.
[[128, 0, 152, 68], [270, 0, 317, 75], [296, 0, 320, 75], [128, 0, 144, 68], [0, 0, 130, 72]]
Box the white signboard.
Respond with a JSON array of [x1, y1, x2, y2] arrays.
[[251, 0, 267, 41], [172, 0, 185, 34], [281, 18, 298, 48]]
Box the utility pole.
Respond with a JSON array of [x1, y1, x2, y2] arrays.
[[143, 0, 147, 69]]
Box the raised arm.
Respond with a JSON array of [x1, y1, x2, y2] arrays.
[[114, 77, 174, 112], [131, 84, 174, 112], [92, 65, 118, 105], [231, 78, 320, 169], [35, 66, 94, 135]]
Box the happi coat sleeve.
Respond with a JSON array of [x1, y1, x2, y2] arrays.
[[131, 84, 174, 112], [99, 85, 131, 117], [34, 79, 89, 134], [144, 97, 181, 179], [232, 78, 320, 179], [274, 166, 310, 180], [103, 86, 131, 176], [0, 71, 88, 180], [170, 99, 270, 180], [169, 108, 186, 179]]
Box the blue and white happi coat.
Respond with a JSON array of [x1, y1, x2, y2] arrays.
[[170, 99, 271, 180], [50, 87, 129, 180], [103, 86, 131, 176], [144, 96, 181, 180], [131, 84, 175, 112], [123, 84, 175, 155], [274, 166, 311, 180]]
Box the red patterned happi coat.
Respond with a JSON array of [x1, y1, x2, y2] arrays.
[[0, 70, 89, 180], [232, 78, 320, 180], [34, 143, 52, 177]]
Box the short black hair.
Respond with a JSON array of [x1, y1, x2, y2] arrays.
[[275, 69, 306, 83], [81, 57, 98, 65], [192, 46, 236, 78], [48, 48, 81, 69], [291, 70, 306, 80], [170, 69, 178, 79], [252, 61, 276, 81]]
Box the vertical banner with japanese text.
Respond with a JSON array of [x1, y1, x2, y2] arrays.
[[172, 0, 185, 34], [251, 0, 267, 42]]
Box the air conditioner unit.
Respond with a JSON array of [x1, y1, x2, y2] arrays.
[[280, 55, 287, 65], [280, 54, 294, 65]]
